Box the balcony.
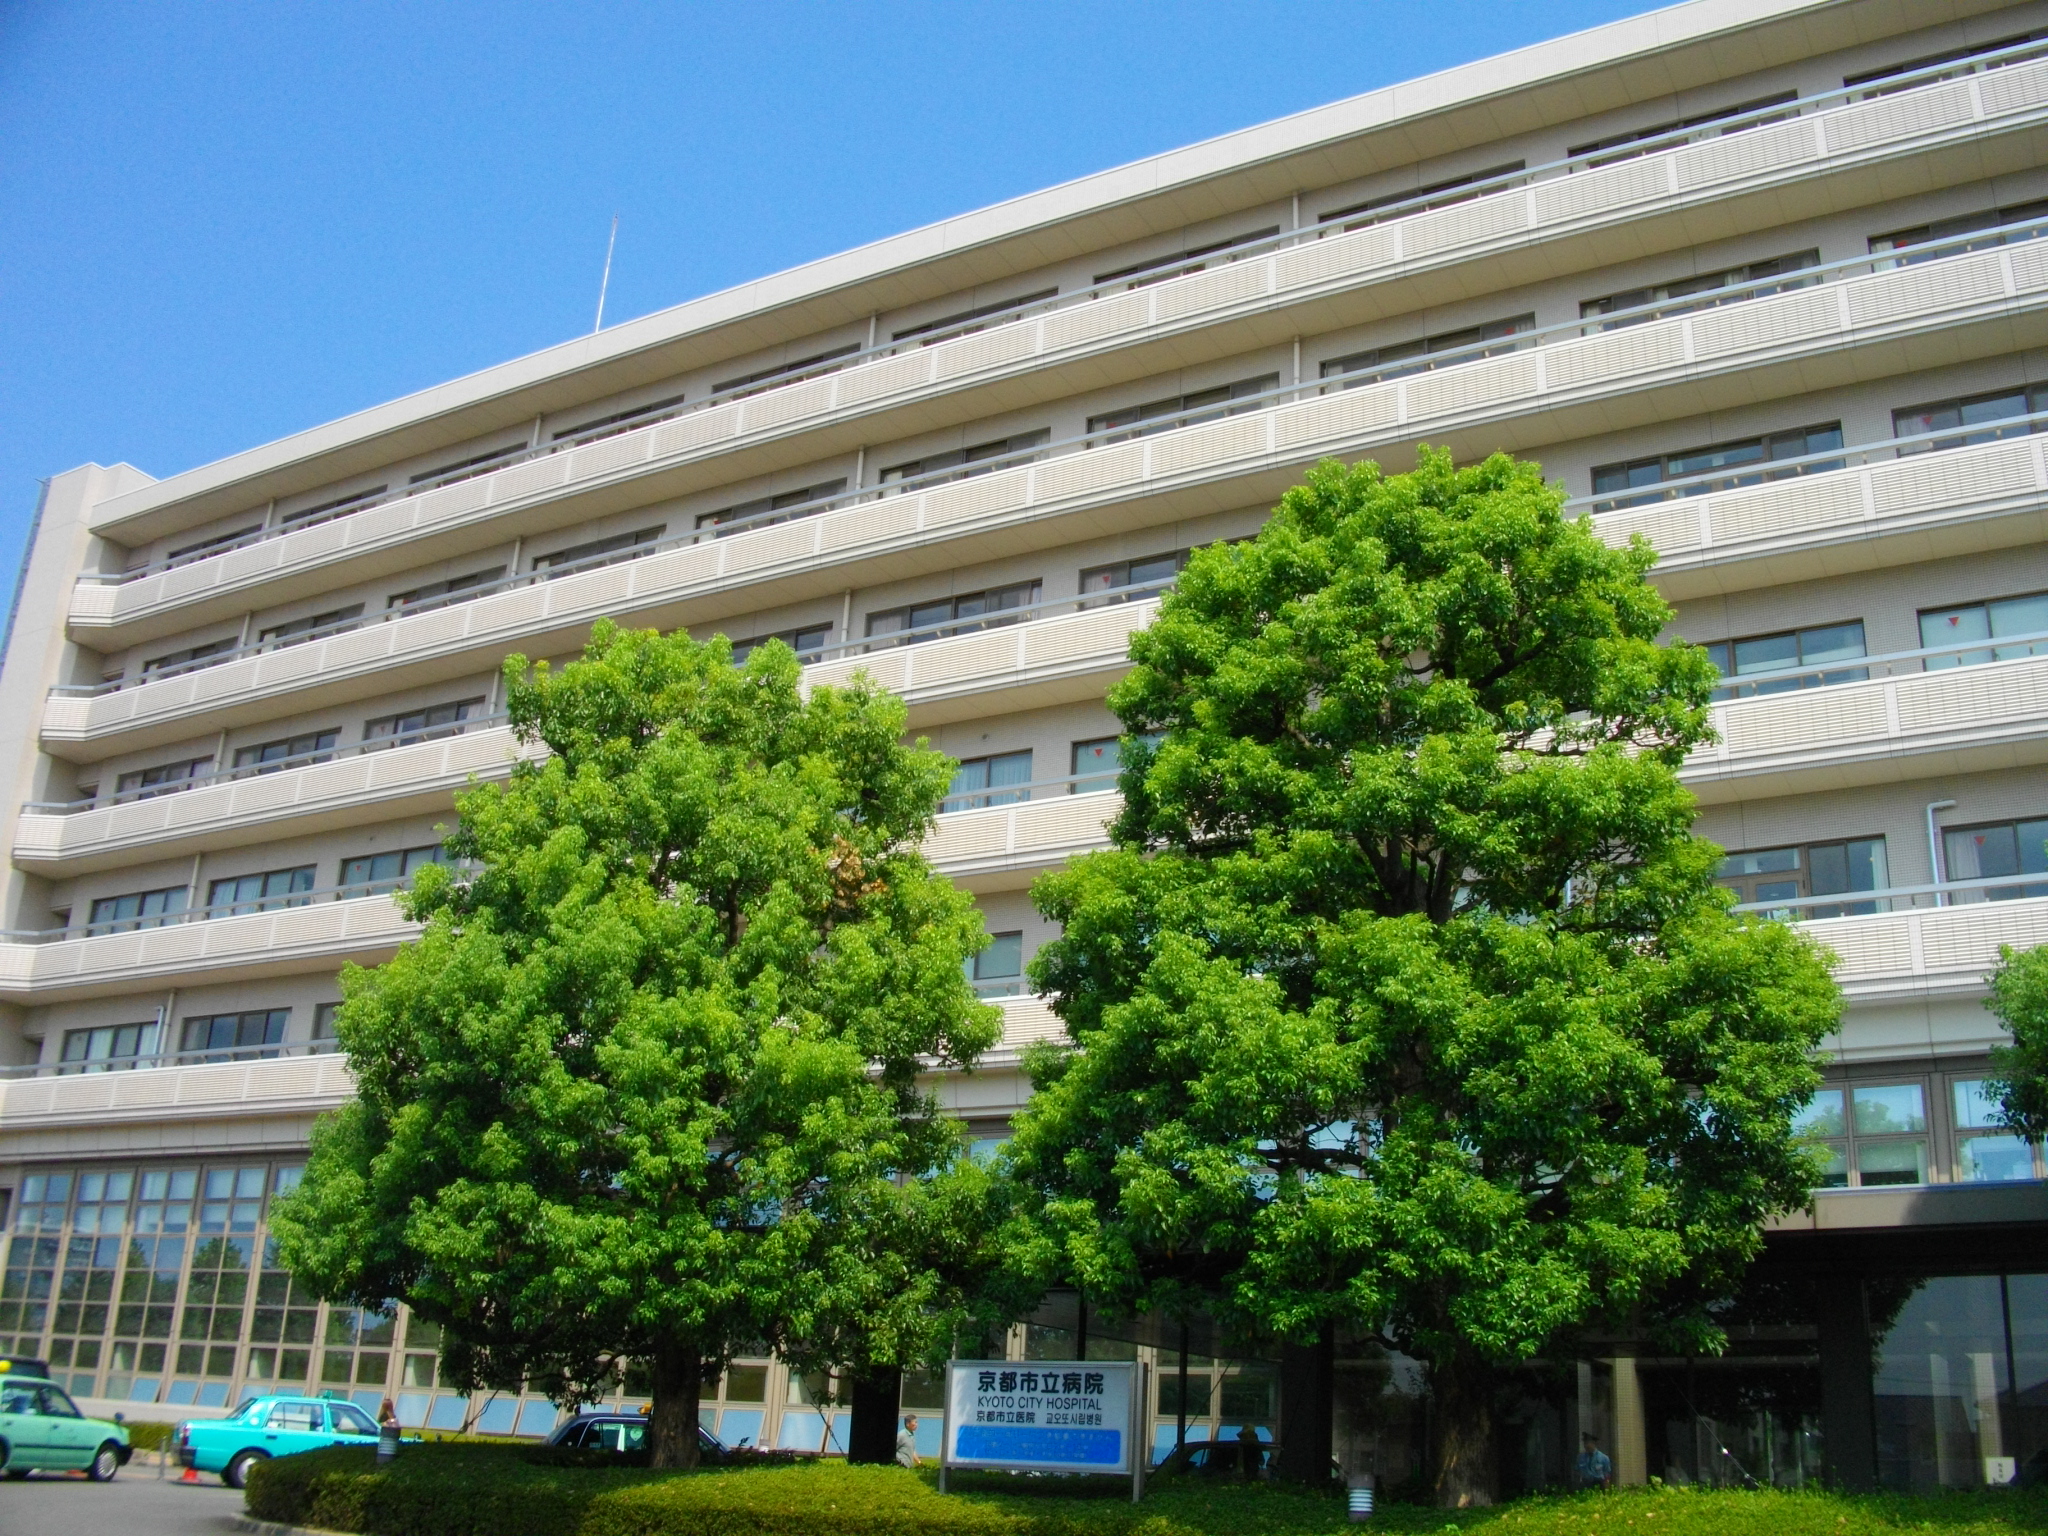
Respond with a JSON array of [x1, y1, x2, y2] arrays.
[[75, 40, 2048, 645], [47, 216, 2048, 759], [0, 1046, 353, 1135]]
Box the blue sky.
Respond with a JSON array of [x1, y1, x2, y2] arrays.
[[0, 0, 1649, 588]]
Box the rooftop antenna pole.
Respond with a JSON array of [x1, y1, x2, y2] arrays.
[[593, 214, 619, 334]]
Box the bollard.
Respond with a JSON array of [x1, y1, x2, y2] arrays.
[[1346, 1472, 1376, 1521]]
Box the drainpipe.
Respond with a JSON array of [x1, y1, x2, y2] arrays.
[[1927, 799, 1957, 906]]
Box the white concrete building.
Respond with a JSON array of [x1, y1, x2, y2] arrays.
[[5, 0, 2048, 1491]]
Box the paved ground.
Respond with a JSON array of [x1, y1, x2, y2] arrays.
[[0, 1463, 248, 1536]]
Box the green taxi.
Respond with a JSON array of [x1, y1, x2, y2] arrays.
[[0, 1371, 133, 1480]]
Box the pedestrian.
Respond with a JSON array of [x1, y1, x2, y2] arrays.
[[1575, 1431, 1612, 1490], [896, 1414, 920, 1469], [377, 1396, 401, 1466]]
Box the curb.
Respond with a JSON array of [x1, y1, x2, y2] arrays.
[[233, 1518, 357, 1536]]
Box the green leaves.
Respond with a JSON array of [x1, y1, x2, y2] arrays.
[[1986, 942, 2048, 1138]]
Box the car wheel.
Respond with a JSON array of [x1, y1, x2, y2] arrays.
[[224, 1450, 267, 1489], [88, 1443, 121, 1482]]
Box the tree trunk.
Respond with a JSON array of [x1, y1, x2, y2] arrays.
[[846, 1367, 903, 1464], [1430, 1351, 1496, 1508], [1274, 1324, 1334, 1485], [648, 1343, 705, 1470]]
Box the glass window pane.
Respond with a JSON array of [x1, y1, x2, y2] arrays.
[[1793, 1090, 1846, 1137], [1857, 1139, 1927, 1186], [975, 932, 1024, 980], [1989, 593, 2048, 643], [1954, 1079, 2004, 1131], [1733, 632, 1799, 674], [1958, 1135, 2035, 1182], [1854, 1084, 1927, 1135], [1872, 1276, 2009, 1489], [1798, 622, 1867, 667]]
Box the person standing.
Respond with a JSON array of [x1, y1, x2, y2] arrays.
[[1575, 1432, 1613, 1490], [377, 1397, 401, 1466], [896, 1415, 920, 1469]]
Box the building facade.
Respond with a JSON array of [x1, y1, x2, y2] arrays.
[[5, 0, 2048, 1491]]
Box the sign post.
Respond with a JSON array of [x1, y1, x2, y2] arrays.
[[941, 1359, 1148, 1501]]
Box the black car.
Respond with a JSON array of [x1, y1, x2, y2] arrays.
[[1154, 1437, 1276, 1480], [545, 1412, 730, 1461]]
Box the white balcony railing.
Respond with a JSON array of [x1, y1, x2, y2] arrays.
[[0, 1047, 355, 1130], [76, 37, 2048, 633]]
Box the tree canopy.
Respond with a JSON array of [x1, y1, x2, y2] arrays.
[[271, 622, 999, 1465], [1002, 451, 1841, 1505], [1986, 942, 2048, 1138]]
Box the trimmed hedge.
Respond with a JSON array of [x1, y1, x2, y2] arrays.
[[243, 1444, 2048, 1536]]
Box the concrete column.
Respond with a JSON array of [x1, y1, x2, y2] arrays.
[[1610, 1356, 1648, 1485]]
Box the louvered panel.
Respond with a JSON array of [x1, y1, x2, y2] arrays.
[[997, 996, 1065, 1049], [1042, 294, 1149, 349], [737, 377, 836, 431], [40, 696, 90, 735], [487, 456, 569, 504], [1688, 288, 1839, 357], [12, 815, 64, 855], [228, 772, 305, 813], [837, 352, 932, 403], [720, 520, 819, 575], [249, 645, 326, 691], [1920, 901, 2048, 970], [1593, 501, 1702, 554], [1022, 602, 1152, 668], [653, 407, 738, 457], [1404, 354, 1540, 419], [1849, 252, 2005, 325], [261, 905, 340, 946], [47, 1076, 118, 1114], [1149, 415, 1269, 476], [1033, 445, 1146, 502], [389, 604, 473, 651], [132, 923, 204, 966], [155, 563, 220, 604], [1155, 259, 1271, 319], [316, 1056, 357, 1095], [1016, 793, 1118, 849], [911, 631, 1019, 688], [924, 469, 1029, 527], [1711, 475, 1867, 544], [72, 582, 122, 621], [1869, 440, 2038, 515], [821, 496, 921, 552], [410, 479, 491, 525], [1825, 81, 1974, 151], [292, 759, 367, 798], [1533, 158, 1669, 223], [811, 650, 906, 693], [275, 518, 352, 563], [569, 433, 651, 480], [248, 1058, 323, 1099], [1273, 386, 1399, 449], [363, 748, 433, 790], [630, 543, 720, 596], [107, 1069, 181, 1109], [1673, 119, 1815, 188], [1543, 324, 1685, 389], [1404, 194, 1527, 254], [1979, 57, 2048, 115], [173, 664, 237, 706], [444, 728, 517, 773], [555, 562, 637, 611], [218, 540, 285, 586], [0, 948, 38, 988], [926, 809, 1013, 861], [1819, 916, 1911, 980], [339, 499, 416, 548], [935, 323, 1038, 377], [1718, 685, 1889, 754], [1894, 655, 2048, 732], [471, 584, 546, 632], [1275, 227, 1397, 288], [2008, 239, 2048, 293]]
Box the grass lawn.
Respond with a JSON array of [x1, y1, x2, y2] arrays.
[[242, 1445, 2048, 1536]]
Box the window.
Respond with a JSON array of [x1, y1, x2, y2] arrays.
[[696, 478, 847, 535], [231, 730, 338, 774], [1844, 29, 2048, 94], [387, 570, 502, 612], [1716, 838, 1888, 919], [864, 581, 1041, 648], [729, 625, 830, 664], [164, 526, 262, 568], [1094, 228, 1279, 288], [1591, 423, 1844, 509], [280, 485, 387, 528], [1320, 315, 1533, 386], [712, 343, 858, 399], [1952, 1079, 2040, 1182], [893, 289, 1058, 343], [1579, 249, 1819, 328], [86, 886, 190, 934], [268, 1402, 324, 1432], [206, 867, 315, 916], [1079, 551, 1188, 605], [257, 605, 363, 648], [141, 637, 237, 677], [1920, 591, 2048, 669], [1870, 198, 2048, 267], [113, 757, 213, 801], [1893, 385, 2048, 453], [1318, 163, 1524, 231], [530, 526, 664, 572], [1943, 817, 2048, 902], [179, 1010, 290, 1063], [1701, 621, 1866, 700], [945, 751, 1032, 811], [339, 845, 445, 897], [1087, 377, 1275, 445], [59, 1021, 163, 1074], [1071, 733, 1162, 795], [967, 931, 1025, 996], [312, 1003, 341, 1052], [1566, 92, 1797, 165], [552, 394, 686, 444], [363, 696, 486, 749], [406, 444, 523, 488], [879, 433, 1047, 486], [1793, 1083, 1929, 1189]]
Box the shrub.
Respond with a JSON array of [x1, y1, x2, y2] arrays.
[[119, 1419, 176, 1453]]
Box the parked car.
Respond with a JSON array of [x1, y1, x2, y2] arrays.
[[0, 1374, 133, 1480], [1153, 1436, 1276, 1480], [178, 1393, 387, 1488], [545, 1411, 731, 1461]]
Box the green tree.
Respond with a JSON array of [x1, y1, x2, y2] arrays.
[[1985, 943, 2048, 1137], [270, 622, 999, 1467], [1004, 451, 1841, 1506]]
